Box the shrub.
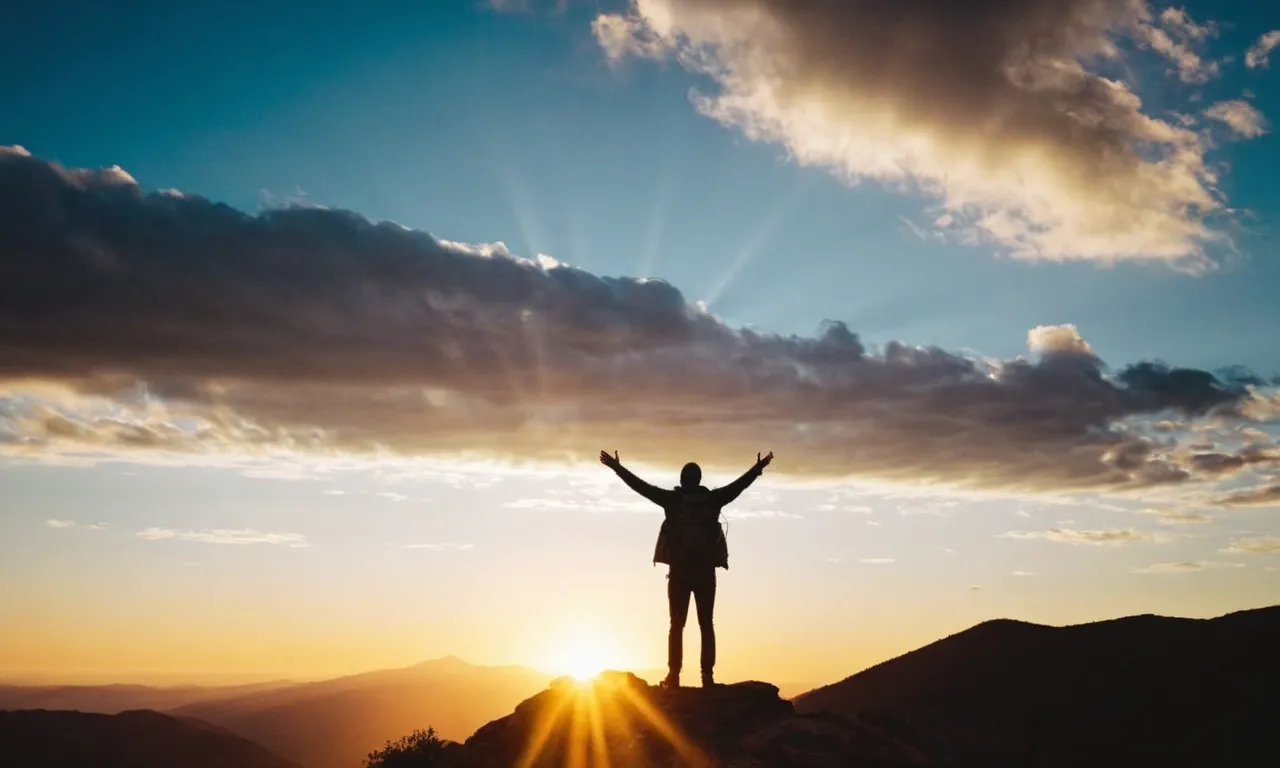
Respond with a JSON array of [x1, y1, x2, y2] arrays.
[[364, 727, 459, 767]]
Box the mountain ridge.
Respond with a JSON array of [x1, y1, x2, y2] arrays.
[[0, 708, 302, 768], [794, 604, 1280, 768]]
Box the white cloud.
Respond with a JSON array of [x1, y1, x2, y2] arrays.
[[858, 557, 896, 565], [376, 492, 408, 502], [1131, 559, 1243, 573], [323, 489, 346, 496], [813, 502, 873, 514], [1001, 528, 1157, 546], [1245, 30, 1280, 68], [1140, 507, 1210, 524], [136, 527, 308, 546], [1222, 536, 1280, 555], [1028, 324, 1095, 357], [1158, 8, 1213, 41], [1012, 570, 1035, 576], [594, 0, 1235, 266], [1134, 12, 1219, 83], [46, 519, 108, 530], [1205, 100, 1268, 139], [724, 508, 802, 520]]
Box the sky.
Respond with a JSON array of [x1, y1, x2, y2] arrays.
[[2, 0, 1280, 686]]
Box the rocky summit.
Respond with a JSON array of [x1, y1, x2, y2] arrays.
[[455, 671, 935, 767]]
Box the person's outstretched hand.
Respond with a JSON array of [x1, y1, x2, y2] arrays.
[[599, 450, 622, 471], [756, 451, 774, 471]]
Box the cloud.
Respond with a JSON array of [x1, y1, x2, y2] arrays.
[[503, 495, 654, 514], [1001, 528, 1156, 545], [594, 0, 1240, 267], [1204, 100, 1269, 139], [1157, 7, 1213, 41], [403, 542, 475, 551], [1012, 570, 1035, 576], [376, 492, 409, 502], [136, 527, 308, 546], [1214, 484, 1280, 507], [1245, 30, 1280, 68], [1028, 324, 1096, 358], [0, 150, 1275, 502], [46, 519, 108, 530], [1180, 444, 1280, 482], [724, 509, 803, 520], [1131, 559, 1244, 573], [1133, 10, 1219, 83], [1140, 507, 1211, 524], [1221, 536, 1280, 555], [858, 557, 896, 565]]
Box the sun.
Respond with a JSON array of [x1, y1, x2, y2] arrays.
[[552, 630, 620, 682]]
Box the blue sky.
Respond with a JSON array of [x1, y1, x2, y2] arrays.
[[2, 0, 1279, 683], [6, 0, 1279, 367]]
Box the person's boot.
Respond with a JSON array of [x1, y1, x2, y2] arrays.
[[701, 671, 716, 688], [659, 672, 679, 689]]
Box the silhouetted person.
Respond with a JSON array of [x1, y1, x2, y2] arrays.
[[600, 450, 774, 688]]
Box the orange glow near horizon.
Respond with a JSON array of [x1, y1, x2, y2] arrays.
[[548, 626, 631, 682]]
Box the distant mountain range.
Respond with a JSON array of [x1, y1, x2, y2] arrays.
[[795, 606, 1280, 767], [0, 709, 301, 768], [0, 679, 293, 714], [5, 608, 1277, 767], [168, 656, 551, 768]]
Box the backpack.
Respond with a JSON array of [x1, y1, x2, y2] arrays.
[[653, 488, 729, 570]]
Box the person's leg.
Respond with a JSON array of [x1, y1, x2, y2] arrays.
[[666, 572, 692, 686], [693, 569, 717, 685]]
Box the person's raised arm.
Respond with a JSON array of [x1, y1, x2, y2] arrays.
[[711, 451, 774, 506], [599, 450, 673, 507]]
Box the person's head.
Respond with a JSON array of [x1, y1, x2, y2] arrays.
[[680, 462, 702, 488]]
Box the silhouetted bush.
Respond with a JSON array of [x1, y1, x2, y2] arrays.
[[364, 727, 460, 767]]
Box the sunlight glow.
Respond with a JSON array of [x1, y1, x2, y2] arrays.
[[551, 629, 622, 682], [518, 673, 708, 768]]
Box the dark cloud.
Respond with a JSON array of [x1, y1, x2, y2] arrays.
[[1215, 485, 1280, 508], [0, 149, 1273, 495], [1188, 446, 1280, 478]]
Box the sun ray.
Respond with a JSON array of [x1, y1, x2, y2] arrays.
[[637, 158, 674, 278], [568, 692, 588, 768], [586, 686, 612, 768], [469, 309, 534, 422], [615, 681, 712, 767], [503, 172, 549, 260], [703, 176, 812, 308], [516, 693, 573, 768]]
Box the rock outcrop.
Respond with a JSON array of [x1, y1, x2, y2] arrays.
[[456, 671, 934, 767]]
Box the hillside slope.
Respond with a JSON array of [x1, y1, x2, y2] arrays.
[[173, 656, 551, 768], [794, 606, 1280, 768], [0, 709, 301, 768]]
